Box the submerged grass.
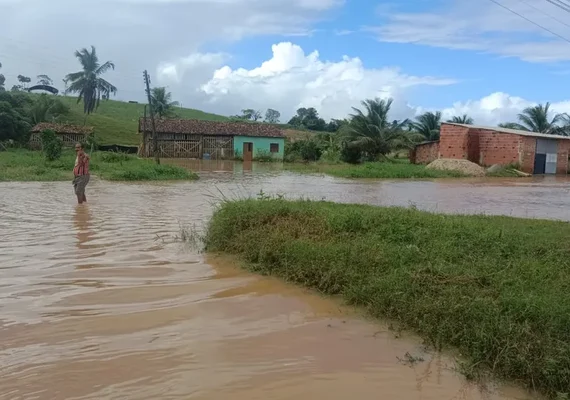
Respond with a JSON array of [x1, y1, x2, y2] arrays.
[[0, 149, 198, 182], [205, 199, 570, 398], [285, 160, 465, 179]]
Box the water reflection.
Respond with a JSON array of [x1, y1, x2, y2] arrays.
[[73, 205, 93, 249]]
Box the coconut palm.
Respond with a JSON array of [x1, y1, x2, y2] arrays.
[[27, 94, 69, 124], [501, 103, 564, 134], [151, 87, 179, 118], [346, 97, 418, 160], [411, 111, 441, 141], [448, 114, 474, 124], [65, 46, 117, 115]]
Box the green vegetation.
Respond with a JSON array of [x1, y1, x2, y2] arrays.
[[286, 160, 464, 179], [0, 149, 73, 181], [206, 199, 570, 398], [64, 46, 117, 115], [55, 96, 227, 146], [0, 149, 197, 182]]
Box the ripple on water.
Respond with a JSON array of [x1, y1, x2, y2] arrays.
[[0, 174, 549, 399]]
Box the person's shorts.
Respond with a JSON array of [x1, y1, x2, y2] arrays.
[[73, 174, 90, 196]]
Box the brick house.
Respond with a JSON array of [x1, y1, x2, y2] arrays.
[[409, 123, 570, 174]]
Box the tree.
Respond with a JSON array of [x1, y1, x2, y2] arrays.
[[27, 94, 69, 124], [65, 46, 117, 115], [36, 74, 53, 86], [411, 111, 442, 141], [17, 75, 31, 89], [287, 107, 327, 131], [150, 87, 179, 118], [0, 62, 5, 92], [234, 108, 262, 121], [0, 92, 32, 143], [448, 114, 474, 124], [264, 108, 280, 123], [501, 103, 564, 134], [345, 97, 418, 162]]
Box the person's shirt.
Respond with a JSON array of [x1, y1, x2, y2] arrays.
[[73, 152, 90, 176]]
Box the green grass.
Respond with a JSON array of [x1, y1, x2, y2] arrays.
[[285, 160, 465, 179], [205, 199, 570, 398], [0, 149, 198, 182], [53, 96, 229, 146]]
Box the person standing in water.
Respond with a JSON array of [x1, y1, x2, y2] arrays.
[[73, 143, 90, 204]]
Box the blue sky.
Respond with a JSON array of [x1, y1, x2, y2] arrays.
[[3, 0, 570, 124], [215, 0, 570, 111]]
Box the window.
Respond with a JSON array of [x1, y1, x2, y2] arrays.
[[270, 143, 279, 153]]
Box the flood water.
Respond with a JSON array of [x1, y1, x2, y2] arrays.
[[3, 160, 566, 399]]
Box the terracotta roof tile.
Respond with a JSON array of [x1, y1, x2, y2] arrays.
[[31, 123, 93, 135], [139, 118, 285, 138]]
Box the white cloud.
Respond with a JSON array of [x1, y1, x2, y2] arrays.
[[370, 0, 570, 62], [418, 92, 570, 126], [196, 42, 456, 120], [0, 0, 341, 98]]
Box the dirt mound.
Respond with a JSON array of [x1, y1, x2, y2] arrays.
[[426, 158, 485, 177]]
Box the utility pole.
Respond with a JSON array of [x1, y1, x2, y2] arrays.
[[143, 70, 160, 164]]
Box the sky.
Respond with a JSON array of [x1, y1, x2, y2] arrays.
[[2, 0, 570, 125]]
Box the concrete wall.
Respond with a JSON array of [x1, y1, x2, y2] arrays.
[[233, 136, 285, 160], [410, 141, 440, 164]]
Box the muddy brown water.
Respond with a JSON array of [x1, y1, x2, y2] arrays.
[[3, 161, 566, 399]]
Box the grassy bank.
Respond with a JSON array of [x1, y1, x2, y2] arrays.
[[285, 160, 465, 179], [205, 199, 570, 397], [0, 149, 198, 182]]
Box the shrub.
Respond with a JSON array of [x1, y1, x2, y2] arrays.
[[40, 129, 63, 161], [98, 151, 132, 163], [340, 142, 362, 164], [254, 149, 275, 162]]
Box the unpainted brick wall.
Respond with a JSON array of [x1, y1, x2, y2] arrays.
[[439, 125, 470, 159], [519, 136, 536, 173], [556, 140, 570, 174], [411, 141, 440, 164], [476, 130, 521, 167]]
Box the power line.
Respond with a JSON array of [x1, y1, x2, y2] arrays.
[[488, 0, 570, 44], [515, 0, 570, 29], [545, 0, 570, 14]]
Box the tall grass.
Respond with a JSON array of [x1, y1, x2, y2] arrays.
[[285, 160, 465, 179], [205, 199, 570, 398], [0, 149, 198, 182]]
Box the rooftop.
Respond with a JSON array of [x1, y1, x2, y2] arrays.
[[31, 123, 93, 135], [139, 118, 285, 138], [443, 122, 570, 141]]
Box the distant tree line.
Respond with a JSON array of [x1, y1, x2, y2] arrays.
[[285, 98, 570, 164]]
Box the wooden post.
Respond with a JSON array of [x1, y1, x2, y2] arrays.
[[143, 70, 160, 165]]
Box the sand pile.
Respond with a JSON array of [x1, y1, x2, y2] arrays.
[[426, 158, 486, 177]]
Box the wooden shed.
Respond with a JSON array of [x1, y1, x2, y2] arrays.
[[138, 118, 285, 160], [29, 123, 94, 150]]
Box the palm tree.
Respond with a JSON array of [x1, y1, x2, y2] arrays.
[[346, 97, 419, 160], [411, 111, 441, 141], [501, 103, 563, 134], [448, 114, 474, 124], [65, 46, 117, 116], [27, 94, 69, 124], [151, 87, 179, 118]]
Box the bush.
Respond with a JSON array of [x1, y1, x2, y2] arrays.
[[98, 151, 131, 163], [253, 149, 275, 162], [40, 129, 63, 161], [340, 143, 362, 164]]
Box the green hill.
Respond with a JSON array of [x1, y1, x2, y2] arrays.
[[55, 96, 229, 145]]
